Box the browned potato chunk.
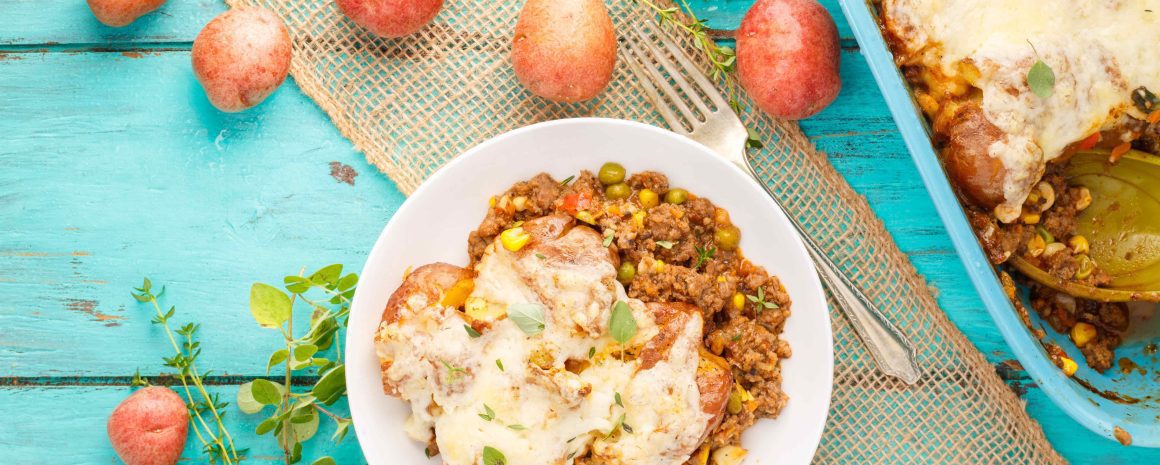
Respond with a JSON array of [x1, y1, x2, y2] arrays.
[[381, 262, 473, 325], [940, 102, 1008, 209], [639, 302, 732, 427]]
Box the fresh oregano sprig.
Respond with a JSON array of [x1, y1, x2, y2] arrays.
[[238, 264, 357, 465], [132, 279, 245, 465]]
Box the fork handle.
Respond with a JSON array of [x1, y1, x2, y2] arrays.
[[738, 161, 922, 385]]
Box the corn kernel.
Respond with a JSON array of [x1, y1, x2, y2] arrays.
[[727, 387, 743, 414], [1026, 235, 1046, 258], [465, 297, 506, 321], [512, 196, 528, 212], [606, 204, 621, 216], [1021, 211, 1041, 225], [498, 195, 513, 214], [632, 211, 647, 229], [1043, 242, 1067, 257], [1074, 254, 1094, 280], [638, 189, 659, 209], [500, 226, 531, 252], [488, 196, 496, 207], [1075, 187, 1092, 211], [717, 276, 726, 283], [1060, 356, 1078, 377], [575, 210, 596, 224], [653, 260, 665, 273], [1071, 322, 1097, 348], [711, 445, 749, 465], [1068, 236, 1089, 254], [732, 292, 745, 310]]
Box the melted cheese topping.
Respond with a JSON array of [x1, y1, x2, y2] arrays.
[[882, 0, 1159, 220], [376, 227, 712, 465]]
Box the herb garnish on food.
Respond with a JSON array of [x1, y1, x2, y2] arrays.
[[610, 301, 638, 345], [479, 403, 496, 422], [483, 446, 507, 465], [508, 302, 547, 335], [655, 240, 675, 249], [1026, 41, 1055, 99], [746, 287, 780, 314], [693, 245, 716, 270]]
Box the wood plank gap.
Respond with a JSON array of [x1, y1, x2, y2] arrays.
[[0, 374, 321, 387], [0, 42, 191, 54]]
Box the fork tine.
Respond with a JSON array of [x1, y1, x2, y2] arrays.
[[650, 27, 732, 110], [624, 46, 691, 135], [624, 32, 702, 126], [629, 25, 712, 115]]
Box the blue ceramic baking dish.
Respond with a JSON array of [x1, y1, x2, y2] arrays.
[[838, 0, 1160, 447]]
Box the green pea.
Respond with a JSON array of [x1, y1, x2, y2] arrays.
[[617, 261, 636, 284], [664, 188, 689, 205], [598, 162, 626, 186], [605, 183, 631, 200], [714, 225, 741, 252]]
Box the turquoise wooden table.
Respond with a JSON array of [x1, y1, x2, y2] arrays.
[[0, 1, 1155, 463]]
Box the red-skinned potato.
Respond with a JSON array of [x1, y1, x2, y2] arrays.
[[335, 0, 444, 38], [87, 0, 167, 27], [737, 0, 841, 120], [107, 387, 189, 465], [192, 8, 292, 112], [511, 0, 616, 103]]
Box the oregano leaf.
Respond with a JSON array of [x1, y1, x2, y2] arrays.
[[250, 283, 292, 329]]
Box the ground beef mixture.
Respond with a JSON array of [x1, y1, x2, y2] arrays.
[[972, 162, 1123, 371], [1028, 285, 1127, 372], [468, 168, 792, 457]]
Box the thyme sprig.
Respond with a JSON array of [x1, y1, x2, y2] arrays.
[[634, 0, 740, 111], [633, 0, 764, 148], [132, 279, 244, 465]]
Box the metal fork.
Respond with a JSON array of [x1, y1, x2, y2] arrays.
[[624, 24, 921, 384]]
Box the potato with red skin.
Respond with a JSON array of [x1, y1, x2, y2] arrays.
[[335, 0, 444, 38], [736, 0, 841, 120], [87, 0, 167, 27], [511, 0, 617, 103], [192, 8, 292, 112], [107, 387, 189, 465]]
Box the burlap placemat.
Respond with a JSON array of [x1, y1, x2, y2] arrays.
[[227, 0, 1067, 462]]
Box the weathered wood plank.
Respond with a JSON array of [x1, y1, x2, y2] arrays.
[[0, 385, 363, 464], [0, 50, 404, 377], [0, 0, 849, 46], [0, 0, 221, 46]]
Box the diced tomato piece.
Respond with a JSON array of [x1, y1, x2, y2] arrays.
[[1076, 132, 1101, 150], [560, 191, 593, 215]]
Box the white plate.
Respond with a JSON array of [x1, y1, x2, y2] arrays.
[[346, 118, 833, 465]]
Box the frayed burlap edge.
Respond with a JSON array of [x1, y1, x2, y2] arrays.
[[225, 0, 1066, 463]]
